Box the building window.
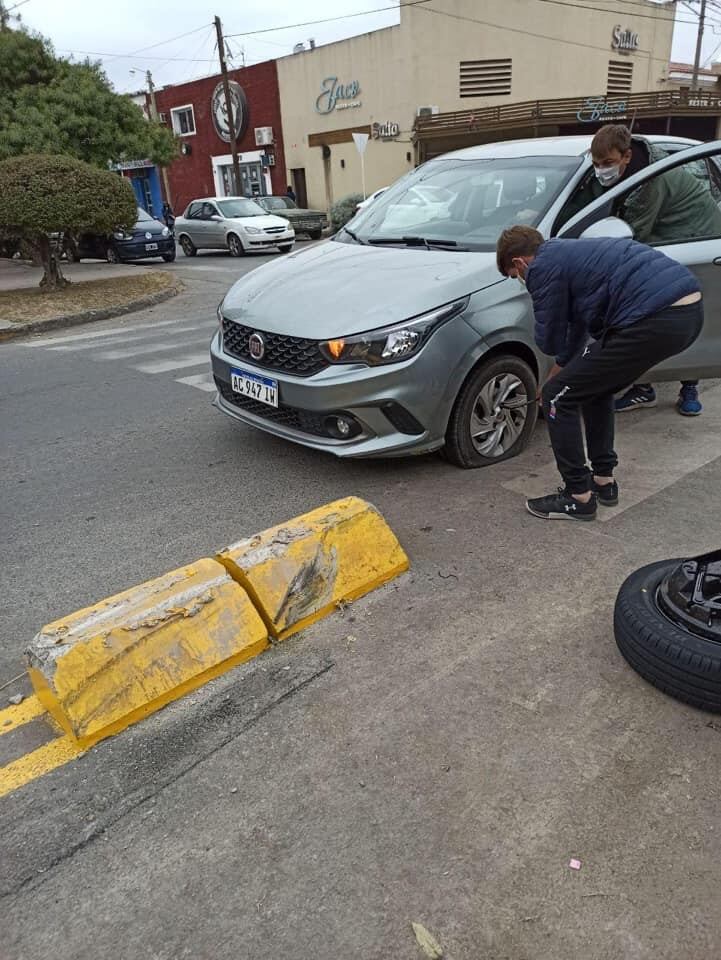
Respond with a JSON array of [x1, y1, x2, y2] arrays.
[[171, 105, 196, 136], [459, 58, 512, 98], [607, 60, 633, 97]]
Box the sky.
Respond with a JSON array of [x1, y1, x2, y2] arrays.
[[9, 0, 721, 94]]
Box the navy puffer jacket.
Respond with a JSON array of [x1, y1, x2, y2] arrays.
[[525, 238, 700, 364]]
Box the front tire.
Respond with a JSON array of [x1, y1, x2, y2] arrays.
[[179, 235, 197, 257], [278, 244, 293, 254], [162, 249, 176, 262], [309, 229, 322, 241], [227, 233, 244, 257], [443, 354, 537, 468], [106, 245, 121, 264]]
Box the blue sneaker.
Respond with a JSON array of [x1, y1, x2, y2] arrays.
[[677, 383, 702, 416], [615, 384, 657, 412]]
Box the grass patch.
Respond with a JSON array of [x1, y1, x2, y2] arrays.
[[0, 272, 178, 325]]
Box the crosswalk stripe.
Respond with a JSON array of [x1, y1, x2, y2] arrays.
[[46, 323, 214, 353], [175, 373, 216, 392], [95, 334, 213, 360], [133, 353, 211, 374], [23, 317, 201, 347]]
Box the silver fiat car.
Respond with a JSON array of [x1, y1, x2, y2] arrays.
[[211, 135, 721, 467]]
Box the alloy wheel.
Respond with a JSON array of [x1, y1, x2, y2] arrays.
[[469, 373, 528, 458]]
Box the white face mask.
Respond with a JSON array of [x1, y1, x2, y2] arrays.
[[516, 273, 527, 287], [595, 164, 622, 187]]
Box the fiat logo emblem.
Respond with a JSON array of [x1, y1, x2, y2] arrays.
[[248, 332, 265, 361]]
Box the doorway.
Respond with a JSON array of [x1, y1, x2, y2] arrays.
[[219, 161, 267, 198], [291, 168, 308, 208]]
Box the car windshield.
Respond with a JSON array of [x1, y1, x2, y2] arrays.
[[262, 197, 295, 210], [136, 208, 155, 222], [342, 156, 581, 251], [217, 198, 267, 218]]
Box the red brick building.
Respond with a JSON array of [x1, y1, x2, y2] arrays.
[[154, 60, 288, 214]]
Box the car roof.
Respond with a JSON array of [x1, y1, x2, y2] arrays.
[[440, 133, 701, 161], [188, 196, 259, 203]]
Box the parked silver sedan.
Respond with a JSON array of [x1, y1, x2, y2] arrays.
[[175, 197, 295, 257], [211, 135, 721, 466]]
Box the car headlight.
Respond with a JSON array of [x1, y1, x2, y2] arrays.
[[320, 297, 469, 366], [113, 231, 133, 240], [244, 225, 262, 234], [162, 226, 170, 237]]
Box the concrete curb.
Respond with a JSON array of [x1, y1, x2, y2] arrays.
[[24, 498, 409, 751], [0, 277, 184, 343]]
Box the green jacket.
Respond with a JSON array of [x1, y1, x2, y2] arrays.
[[559, 138, 721, 244]]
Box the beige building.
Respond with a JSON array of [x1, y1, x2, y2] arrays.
[[277, 0, 676, 211]]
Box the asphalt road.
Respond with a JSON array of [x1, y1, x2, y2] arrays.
[[2, 246, 721, 959]]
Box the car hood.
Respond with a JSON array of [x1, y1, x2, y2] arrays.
[[221, 240, 504, 338], [281, 207, 325, 218], [227, 214, 289, 229]]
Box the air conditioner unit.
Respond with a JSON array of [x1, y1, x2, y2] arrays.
[[159, 112, 167, 123], [416, 105, 440, 117], [267, 154, 276, 166], [254, 126, 274, 146]]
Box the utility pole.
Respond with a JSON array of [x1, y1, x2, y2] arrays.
[[692, 0, 707, 91], [144, 69, 172, 208], [214, 15, 242, 196]]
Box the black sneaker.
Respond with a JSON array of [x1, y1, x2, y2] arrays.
[[526, 487, 597, 521], [592, 478, 619, 507]]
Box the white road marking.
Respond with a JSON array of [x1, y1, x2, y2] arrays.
[[46, 323, 214, 352], [503, 384, 721, 521], [23, 317, 193, 346], [95, 334, 213, 360], [133, 353, 211, 374], [175, 373, 216, 392]]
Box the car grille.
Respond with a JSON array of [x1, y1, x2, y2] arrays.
[[264, 226, 286, 234], [221, 318, 327, 377], [217, 381, 328, 437]]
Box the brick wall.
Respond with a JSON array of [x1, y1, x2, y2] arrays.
[[154, 59, 287, 213]]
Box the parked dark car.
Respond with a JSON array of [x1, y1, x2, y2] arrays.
[[64, 208, 176, 264], [256, 196, 328, 240]]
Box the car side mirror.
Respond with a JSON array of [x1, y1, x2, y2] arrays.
[[210, 214, 223, 221], [579, 216, 633, 241]]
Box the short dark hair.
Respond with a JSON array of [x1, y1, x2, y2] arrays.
[[496, 225, 544, 276], [591, 124, 632, 158]]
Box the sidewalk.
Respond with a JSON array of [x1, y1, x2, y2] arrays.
[[0, 257, 155, 292]]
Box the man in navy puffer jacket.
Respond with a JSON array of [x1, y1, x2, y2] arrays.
[[496, 226, 704, 521]]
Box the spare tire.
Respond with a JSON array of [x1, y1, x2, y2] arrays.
[[614, 555, 721, 713]]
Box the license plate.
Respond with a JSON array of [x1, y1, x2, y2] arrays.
[[145, 242, 158, 251], [230, 367, 278, 407]]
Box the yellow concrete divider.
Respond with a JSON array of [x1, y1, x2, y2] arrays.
[[217, 496, 409, 640], [26, 558, 268, 748], [18, 498, 407, 775]]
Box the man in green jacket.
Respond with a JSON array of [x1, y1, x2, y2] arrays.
[[560, 124, 721, 415]]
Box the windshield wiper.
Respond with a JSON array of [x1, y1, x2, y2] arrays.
[[342, 225, 365, 244], [367, 236, 466, 250]]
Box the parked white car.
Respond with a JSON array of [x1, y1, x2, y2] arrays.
[[355, 187, 388, 213], [175, 197, 295, 257]]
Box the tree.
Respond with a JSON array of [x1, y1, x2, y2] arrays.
[[0, 29, 177, 168], [0, 154, 137, 289]]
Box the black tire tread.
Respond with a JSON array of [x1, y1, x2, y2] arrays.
[[614, 560, 721, 713]]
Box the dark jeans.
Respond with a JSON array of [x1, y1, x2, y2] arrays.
[[541, 301, 704, 494]]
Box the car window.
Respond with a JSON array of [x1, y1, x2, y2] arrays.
[[216, 198, 267, 218], [344, 156, 580, 251], [187, 202, 202, 220], [136, 208, 154, 222], [617, 155, 721, 245], [201, 203, 218, 219], [262, 197, 294, 210]]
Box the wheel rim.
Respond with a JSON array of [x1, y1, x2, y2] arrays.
[[181, 238, 193, 255], [229, 236, 241, 255], [469, 373, 528, 457]]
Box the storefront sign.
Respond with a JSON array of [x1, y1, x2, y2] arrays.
[[211, 80, 249, 143], [576, 97, 627, 122], [111, 159, 152, 171], [315, 77, 361, 114], [611, 25, 640, 51], [372, 121, 400, 140]]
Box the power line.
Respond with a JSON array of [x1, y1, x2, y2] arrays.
[[225, 0, 431, 38], [536, 0, 716, 26], [57, 48, 218, 63]]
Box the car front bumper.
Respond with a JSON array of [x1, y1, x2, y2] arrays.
[[244, 229, 295, 249], [209, 317, 482, 459], [116, 237, 176, 260]]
